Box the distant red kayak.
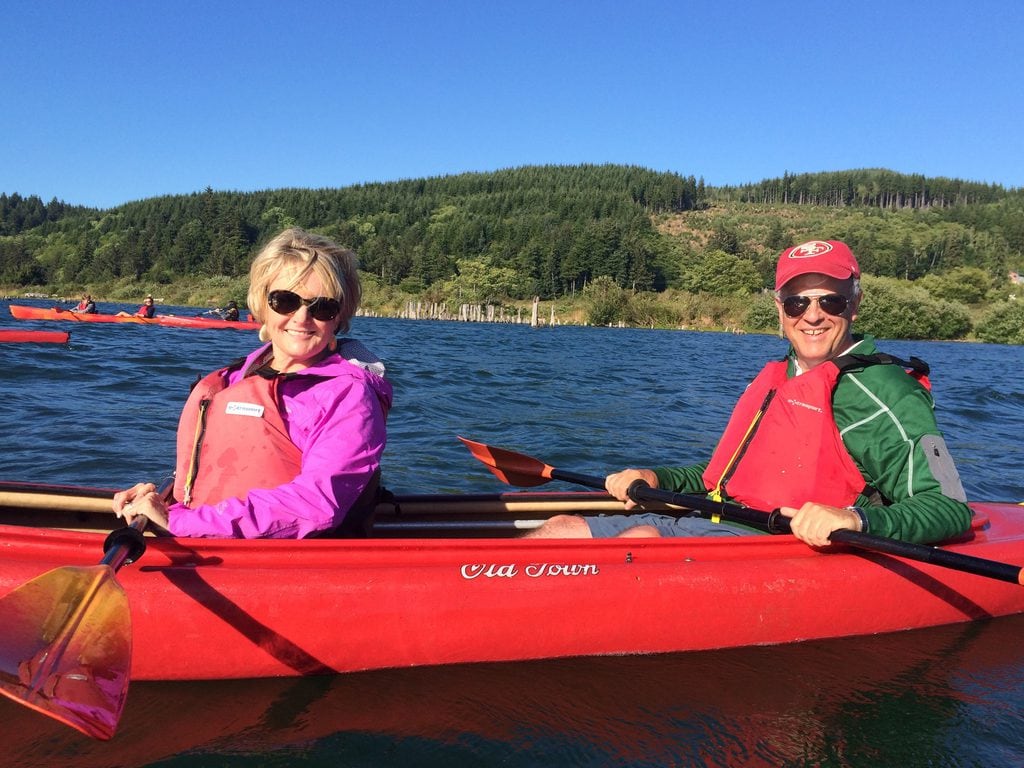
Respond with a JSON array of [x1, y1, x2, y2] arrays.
[[0, 329, 70, 344], [8, 304, 259, 331]]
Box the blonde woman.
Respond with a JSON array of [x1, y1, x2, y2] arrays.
[[114, 228, 392, 538]]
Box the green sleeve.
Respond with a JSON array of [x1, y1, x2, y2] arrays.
[[836, 369, 972, 544], [653, 462, 709, 494]]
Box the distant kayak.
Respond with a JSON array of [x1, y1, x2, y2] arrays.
[[0, 328, 70, 344], [8, 304, 259, 331]]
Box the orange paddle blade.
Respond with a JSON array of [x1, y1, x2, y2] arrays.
[[0, 564, 132, 741], [457, 436, 557, 487]]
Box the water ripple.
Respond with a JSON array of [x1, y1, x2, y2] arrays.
[[4, 304, 1024, 504]]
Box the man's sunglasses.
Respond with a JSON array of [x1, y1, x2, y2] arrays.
[[267, 290, 341, 322], [781, 293, 850, 318]]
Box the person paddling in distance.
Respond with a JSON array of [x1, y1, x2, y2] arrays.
[[219, 300, 240, 321], [528, 239, 972, 546], [201, 299, 240, 320], [71, 293, 96, 314], [114, 227, 393, 538]]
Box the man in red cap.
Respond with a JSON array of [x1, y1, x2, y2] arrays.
[[770, 240, 861, 373], [530, 239, 971, 546]]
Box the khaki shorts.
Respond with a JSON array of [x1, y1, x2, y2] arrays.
[[585, 512, 753, 538]]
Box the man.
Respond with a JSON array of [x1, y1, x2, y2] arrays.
[[138, 295, 156, 318], [529, 240, 972, 546], [219, 300, 240, 321], [116, 295, 156, 318]]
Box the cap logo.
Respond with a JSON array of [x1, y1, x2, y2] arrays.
[[788, 241, 833, 259]]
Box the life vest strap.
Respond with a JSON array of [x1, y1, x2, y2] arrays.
[[833, 352, 930, 379]]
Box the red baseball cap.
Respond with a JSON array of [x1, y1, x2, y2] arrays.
[[775, 240, 860, 290]]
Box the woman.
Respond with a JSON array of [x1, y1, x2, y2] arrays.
[[71, 294, 96, 313], [114, 228, 393, 538]]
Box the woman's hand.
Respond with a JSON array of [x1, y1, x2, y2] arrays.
[[779, 502, 863, 547], [113, 482, 170, 529], [605, 469, 659, 510]]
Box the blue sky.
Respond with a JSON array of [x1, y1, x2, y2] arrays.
[[2, 0, 1021, 209]]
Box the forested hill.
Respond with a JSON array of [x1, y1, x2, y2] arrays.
[[715, 168, 1009, 208], [1, 165, 1021, 301]]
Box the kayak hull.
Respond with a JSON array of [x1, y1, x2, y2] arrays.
[[8, 304, 259, 331], [0, 329, 70, 343], [1, 485, 1023, 681]]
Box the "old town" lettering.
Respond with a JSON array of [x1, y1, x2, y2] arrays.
[[460, 563, 600, 580]]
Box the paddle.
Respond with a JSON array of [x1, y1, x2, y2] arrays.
[[458, 437, 1024, 586], [0, 481, 168, 740], [55, 306, 86, 321]]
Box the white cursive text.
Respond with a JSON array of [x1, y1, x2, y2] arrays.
[[460, 562, 600, 580]]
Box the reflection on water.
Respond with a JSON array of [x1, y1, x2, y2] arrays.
[[4, 616, 1024, 767], [3, 301, 1024, 765]]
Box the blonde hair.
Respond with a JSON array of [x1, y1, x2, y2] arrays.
[[247, 227, 361, 339]]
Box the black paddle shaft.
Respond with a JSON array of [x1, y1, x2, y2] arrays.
[[622, 480, 1023, 586], [102, 516, 148, 569], [492, 447, 1022, 586]]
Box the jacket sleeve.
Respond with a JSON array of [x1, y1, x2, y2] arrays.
[[840, 373, 972, 544], [653, 461, 710, 495], [167, 374, 389, 538]]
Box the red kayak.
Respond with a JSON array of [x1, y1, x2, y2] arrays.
[[1, 482, 1023, 682], [8, 304, 259, 331], [0, 329, 70, 344]]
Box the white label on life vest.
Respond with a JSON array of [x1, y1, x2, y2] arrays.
[[225, 401, 265, 418]]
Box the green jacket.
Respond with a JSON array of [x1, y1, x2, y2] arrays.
[[654, 335, 972, 544]]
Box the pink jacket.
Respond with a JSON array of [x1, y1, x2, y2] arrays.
[[167, 341, 392, 538]]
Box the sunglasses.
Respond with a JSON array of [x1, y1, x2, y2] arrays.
[[781, 293, 850, 318], [267, 289, 341, 322]]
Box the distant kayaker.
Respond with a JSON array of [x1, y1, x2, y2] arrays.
[[113, 228, 393, 538], [529, 239, 972, 546], [71, 293, 96, 314], [219, 300, 240, 321], [116, 294, 156, 318]]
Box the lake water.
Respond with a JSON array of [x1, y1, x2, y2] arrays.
[[2, 298, 1024, 766]]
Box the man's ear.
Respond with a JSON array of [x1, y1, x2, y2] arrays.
[[849, 294, 862, 322]]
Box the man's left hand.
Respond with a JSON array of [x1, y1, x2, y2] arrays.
[[779, 503, 862, 547]]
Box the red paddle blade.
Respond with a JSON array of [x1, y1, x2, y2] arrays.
[[0, 565, 132, 741], [457, 436, 556, 487]]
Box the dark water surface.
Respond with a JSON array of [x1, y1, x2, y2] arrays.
[[2, 298, 1024, 766]]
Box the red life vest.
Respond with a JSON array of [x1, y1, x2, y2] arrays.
[[701, 360, 867, 511], [174, 364, 301, 508]]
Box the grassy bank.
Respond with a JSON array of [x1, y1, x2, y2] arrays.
[[9, 273, 1024, 344]]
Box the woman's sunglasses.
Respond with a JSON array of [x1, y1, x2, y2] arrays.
[[781, 293, 850, 318], [267, 290, 341, 322]]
